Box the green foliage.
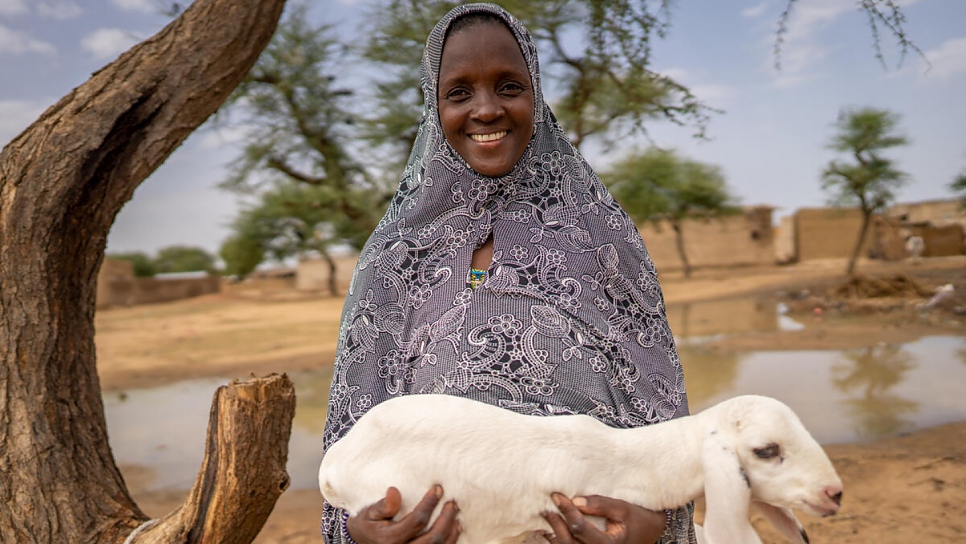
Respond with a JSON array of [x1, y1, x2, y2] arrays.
[[220, 234, 265, 279], [362, 0, 712, 152], [821, 106, 909, 273], [821, 107, 908, 212], [218, 3, 393, 275], [602, 147, 738, 225], [153, 246, 217, 274], [601, 147, 738, 277], [220, 181, 382, 277], [106, 251, 156, 277], [222, 4, 365, 194]]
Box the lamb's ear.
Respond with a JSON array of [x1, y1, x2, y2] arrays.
[[753, 502, 809, 544], [700, 431, 752, 542]]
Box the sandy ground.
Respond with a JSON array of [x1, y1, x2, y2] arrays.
[[95, 256, 966, 544]]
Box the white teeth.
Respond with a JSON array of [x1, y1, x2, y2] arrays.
[[470, 131, 507, 142]]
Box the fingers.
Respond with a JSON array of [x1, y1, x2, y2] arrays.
[[545, 493, 601, 544], [394, 485, 446, 540], [365, 487, 403, 521], [348, 485, 460, 544], [544, 494, 666, 544], [415, 499, 461, 544]]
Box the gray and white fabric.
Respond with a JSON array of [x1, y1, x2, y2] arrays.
[[321, 3, 694, 543]]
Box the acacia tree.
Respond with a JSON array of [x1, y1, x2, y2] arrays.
[[154, 245, 217, 273], [822, 107, 909, 275], [0, 0, 295, 542], [219, 4, 391, 276], [602, 148, 739, 277], [221, 181, 376, 292]]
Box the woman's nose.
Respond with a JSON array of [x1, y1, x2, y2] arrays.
[[471, 91, 503, 122]]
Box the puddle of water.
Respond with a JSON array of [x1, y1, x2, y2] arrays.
[[105, 368, 332, 492], [679, 336, 966, 444], [103, 294, 966, 492]]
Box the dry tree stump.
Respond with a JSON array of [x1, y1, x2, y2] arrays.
[[130, 373, 296, 544]]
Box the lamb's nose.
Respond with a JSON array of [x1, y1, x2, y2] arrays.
[[826, 487, 843, 506]]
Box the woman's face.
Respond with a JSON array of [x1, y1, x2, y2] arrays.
[[438, 22, 535, 178]]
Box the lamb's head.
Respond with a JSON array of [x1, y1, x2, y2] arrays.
[[701, 395, 843, 543]]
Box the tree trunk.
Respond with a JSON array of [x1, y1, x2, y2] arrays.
[[131, 374, 295, 543], [847, 209, 873, 275], [0, 0, 286, 542], [322, 250, 340, 297], [671, 221, 692, 278]]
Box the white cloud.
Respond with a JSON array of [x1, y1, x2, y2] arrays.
[[0, 100, 51, 146], [659, 67, 734, 105], [921, 37, 966, 80], [0, 24, 56, 54], [741, 1, 771, 19], [81, 28, 138, 59], [112, 0, 154, 13], [37, 1, 83, 19], [0, 0, 27, 15], [778, 0, 852, 43]]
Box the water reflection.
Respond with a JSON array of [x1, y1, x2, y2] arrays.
[[103, 291, 966, 493], [105, 336, 966, 492], [668, 298, 778, 341], [831, 345, 918, 439], [676, 344, 742, 407]]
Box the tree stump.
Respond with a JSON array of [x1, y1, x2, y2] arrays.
[[131, 374, 296, 544]]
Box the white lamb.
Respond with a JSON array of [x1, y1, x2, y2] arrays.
[[319, 394, 843, 544]]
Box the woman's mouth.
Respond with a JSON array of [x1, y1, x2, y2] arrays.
[[470, 131, 507, 143]]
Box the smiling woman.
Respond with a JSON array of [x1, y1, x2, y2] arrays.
[[321, 4, 695, 544], [437, 15, 535, 178]]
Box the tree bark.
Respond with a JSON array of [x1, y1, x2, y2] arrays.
[[847, 209, 873, 275], [671, 221, 692, 278], [131, 374, 295, 544], [0, 0, 286, 542]]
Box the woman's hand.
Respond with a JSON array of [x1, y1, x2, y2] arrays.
[[345, 485, 461, 544], [542, 493, 666, 544]]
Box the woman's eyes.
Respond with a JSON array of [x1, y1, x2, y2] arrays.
[[443, 81, 526, 101], [499, 82, 525, 95], [445, 88, 471, 100]]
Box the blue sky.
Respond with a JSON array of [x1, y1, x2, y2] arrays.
[[1, 0, 964, 256]]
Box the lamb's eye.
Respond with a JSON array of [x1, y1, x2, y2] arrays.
[[753, 443, 781, 460]]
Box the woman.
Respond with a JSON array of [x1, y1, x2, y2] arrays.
[[321, 4, 694, 544]]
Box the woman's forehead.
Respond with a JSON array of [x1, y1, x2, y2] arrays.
[[439, 22, 529, 80]]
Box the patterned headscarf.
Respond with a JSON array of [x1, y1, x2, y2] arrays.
[[322, 4, 693, 543]]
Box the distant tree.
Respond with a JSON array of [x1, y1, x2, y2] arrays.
[[222, 182, 377, 293], [822, 107, 909, 275], [220, 4, 388, 217], [154, 245, 217, 274], [951, 170, 966, 209], [220, 232, 265, 279], [601, 147, 739, 277], [107, 251, 157, 277]]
